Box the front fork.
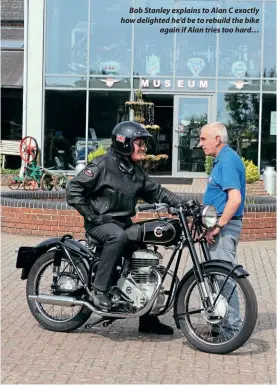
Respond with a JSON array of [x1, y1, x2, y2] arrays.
[[180, 209, 216, 309]]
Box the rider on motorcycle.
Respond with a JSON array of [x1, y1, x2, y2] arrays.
[[66, 121, 184, 335]]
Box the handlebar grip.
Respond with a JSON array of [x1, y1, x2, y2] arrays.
[[137, 203, 156, 212]]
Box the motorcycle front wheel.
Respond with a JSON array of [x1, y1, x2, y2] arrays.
[[174, 266, 258, 354], [26, 251, 92, 332]]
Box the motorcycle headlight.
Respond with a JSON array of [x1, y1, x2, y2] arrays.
[[200, 205, 217, 229]]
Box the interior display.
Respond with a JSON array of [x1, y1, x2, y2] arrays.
[[125, 90, 168, 171]]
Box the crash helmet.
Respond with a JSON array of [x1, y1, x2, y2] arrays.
[[111, 121, 152, 156]]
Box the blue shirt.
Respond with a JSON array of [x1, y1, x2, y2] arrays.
[[203, 145, 246, 216]]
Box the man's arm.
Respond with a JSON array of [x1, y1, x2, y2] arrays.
[[140, 173, 183, 207], [66, 163, 100, 222], [217, 189, 241, 227]]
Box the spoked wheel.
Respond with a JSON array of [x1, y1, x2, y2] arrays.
[[20, 136, 38, 163], [174, 266, 258, 354], [54, 174, 67, 191], [26, 251, 92, 332], [8, 177, 21, 190], [40, 174, 54, 191], [23, 177, 38, 190]]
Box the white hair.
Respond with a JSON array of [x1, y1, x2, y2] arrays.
[[203, 122, 229, 144]]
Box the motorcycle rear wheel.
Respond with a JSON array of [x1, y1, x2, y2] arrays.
[[174, 266, 258, 354], [26, 251, 92, 332]]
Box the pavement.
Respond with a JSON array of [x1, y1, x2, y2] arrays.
[[0, 178, 208, 194], [1, 232, 276, 384]]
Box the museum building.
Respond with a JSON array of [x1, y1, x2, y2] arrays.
[[23, 0, 276, 176]]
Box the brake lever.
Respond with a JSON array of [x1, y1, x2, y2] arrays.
[[198, 228, 207, 241]]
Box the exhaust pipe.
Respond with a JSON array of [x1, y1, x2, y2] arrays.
[[28, 295, 85, 308], [29, 268, 162, 318]]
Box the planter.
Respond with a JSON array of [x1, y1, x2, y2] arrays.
[[1, 191, 276, 241]]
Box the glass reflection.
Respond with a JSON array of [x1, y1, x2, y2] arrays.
[[134, 0, 175, 76], [88, 91, 130, 156], [261, 94, 276, 172], [44, 90, 86, 168], [45, 0, 89, 75], [217, 93, 259, 164], [176, 1, 217, 77], [263, 1, 276, 77], [218, 0, 262, 78], [89, 1, 132, 76]]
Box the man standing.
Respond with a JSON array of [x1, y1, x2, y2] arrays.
[[199, 122, 246, 334]]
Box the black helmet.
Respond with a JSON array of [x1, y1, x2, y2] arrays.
[[111, 121, 152, 156]]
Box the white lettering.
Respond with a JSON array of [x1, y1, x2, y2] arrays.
[[199, 80, 208, 88], [139, 79, 208, 89], [153, 80, 161, 88], [140, 79, 149, 88]]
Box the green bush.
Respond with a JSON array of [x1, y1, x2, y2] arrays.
[[87, 146, 107, 163], [243, 159, 260, 184], [0, 168, 20, 175], [204, 156, 214, 175]]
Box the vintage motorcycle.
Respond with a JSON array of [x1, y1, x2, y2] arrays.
[[16, 200, 258, 354]]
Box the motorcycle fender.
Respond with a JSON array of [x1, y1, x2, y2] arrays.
[[173, 260, 249, 329], [16, 238, 61, 280]]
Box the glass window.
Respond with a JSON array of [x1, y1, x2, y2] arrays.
[[218, 0, 262, 78], [45, 0, 89, 75], [87, 91, 130, 155], [43, 90, 86, 168], [176, 1, 217, 77], [263, 1, 277, 78], [217, 93, 259, 164], [89, 1, 132, 76], [45, 76, 87, 88], [0, 40, 24, 49], [133, 0, 175, 76], [261, 94, 276, 172]]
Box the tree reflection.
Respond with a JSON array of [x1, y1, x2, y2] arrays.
[[224, 93, 259, 161]]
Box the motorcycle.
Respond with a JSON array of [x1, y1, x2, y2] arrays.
[[16, 200, 258, 354]]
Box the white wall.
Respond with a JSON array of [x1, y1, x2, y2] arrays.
[[25, 0, 44, 152]]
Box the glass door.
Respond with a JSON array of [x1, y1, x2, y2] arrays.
[[172, 95, 214, 176]]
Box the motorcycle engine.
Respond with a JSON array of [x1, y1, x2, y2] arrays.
[[116, 249, 166, 314]]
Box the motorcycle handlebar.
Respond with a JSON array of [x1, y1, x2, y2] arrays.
[[137, 200, 201, 213]]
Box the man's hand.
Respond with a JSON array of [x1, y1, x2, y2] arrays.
[[205, 227, 221, 244]]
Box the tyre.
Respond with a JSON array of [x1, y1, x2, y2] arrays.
[[174, 266, 258, 354], [8, 177, 21, 190], [54, 174, 67, 191], [26, 251, 92, 332], [23, 177, 38, 190], [40, 174, 54, 191]]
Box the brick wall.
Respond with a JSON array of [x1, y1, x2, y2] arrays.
[[1, 205, 276, 241]]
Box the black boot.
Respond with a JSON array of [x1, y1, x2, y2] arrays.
[[91, 290, 111, 311], [138, 315, 174, 335]]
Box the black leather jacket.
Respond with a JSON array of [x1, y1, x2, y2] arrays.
[[66, 148, 183, 225]]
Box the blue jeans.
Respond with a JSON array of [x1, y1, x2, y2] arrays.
[[208, 220, 242, 333]]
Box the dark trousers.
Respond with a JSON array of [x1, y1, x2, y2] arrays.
[[86, 222, 129, 292]]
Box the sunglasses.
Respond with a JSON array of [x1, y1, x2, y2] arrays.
[[133, 140, 147, 149]]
